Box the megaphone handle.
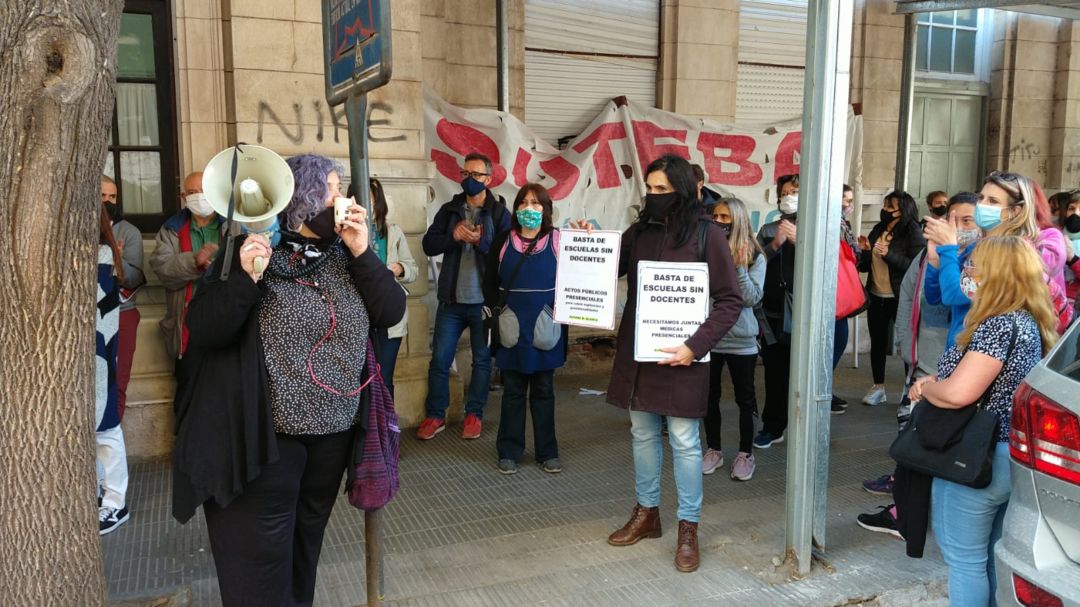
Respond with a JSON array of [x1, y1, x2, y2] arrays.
[[253, 256, 266, 277]]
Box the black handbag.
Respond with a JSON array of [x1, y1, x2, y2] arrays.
[[888, 318, 1017, 489], [488, 236, 537, 349]]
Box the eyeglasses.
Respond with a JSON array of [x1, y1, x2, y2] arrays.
[[460, 170, 490, 179]]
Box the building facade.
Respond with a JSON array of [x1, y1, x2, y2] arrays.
[[117, 0, 1078, 457]]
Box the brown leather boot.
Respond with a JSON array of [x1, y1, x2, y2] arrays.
[[607, 504, 662, 546], [674, 520, 699, 572]]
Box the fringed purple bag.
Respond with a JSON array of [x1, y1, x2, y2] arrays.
[[347, 340, 400, 511]]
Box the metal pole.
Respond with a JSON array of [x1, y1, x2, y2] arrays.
[[496, 0, 510, 112], [345, 91, 382, 606], [785, 0, 853, 576], [896, 13, 918, 193], [365, 510, 383, 606], [345, 93, 373, 217]]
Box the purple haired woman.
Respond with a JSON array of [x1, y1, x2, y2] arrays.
[[174, 153, 405, 605]]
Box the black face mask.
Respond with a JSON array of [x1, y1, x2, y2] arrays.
[[717, 221, 733, 236], [105, 203, 123, 224], [930, 205, 948, 217], [1066, 214, 1080, 233], [880, 209, 898, 224], [643, 192, 679, 220], [304, 207, 338, 241]]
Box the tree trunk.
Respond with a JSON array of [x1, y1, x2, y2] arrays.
[[0, 2, 123, 604]]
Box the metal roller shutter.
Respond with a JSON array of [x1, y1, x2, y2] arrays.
[[525, 0, 659, 146], [737, 0, 808, 124]]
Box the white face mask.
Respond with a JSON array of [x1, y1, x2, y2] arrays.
[[779, 193, 799, 216], [184, 193, 215, 218]]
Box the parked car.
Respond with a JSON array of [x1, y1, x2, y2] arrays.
[[995, 321, 1080, 606]]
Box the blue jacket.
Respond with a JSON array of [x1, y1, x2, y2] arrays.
[[422, 191, 511, 304], [923, 243, 973, 348]]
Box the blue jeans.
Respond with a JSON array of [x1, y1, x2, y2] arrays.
[[372, 328, 401, 398], [425, 302, 491, 419], [833, 318, 848, 369], [931, 442, 1012, 607], [629, 410, 703, 523]]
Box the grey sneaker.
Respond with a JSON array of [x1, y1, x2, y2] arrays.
[[498, 459, 519, 475], [730, 452, 756, 481], [862, 386, 888, 406], [702, 449, 724, 475], [539, 458, 563, 473]]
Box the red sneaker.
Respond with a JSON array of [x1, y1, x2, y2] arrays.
[[416, 417, 445, 440], [462, 414, 482, 440]]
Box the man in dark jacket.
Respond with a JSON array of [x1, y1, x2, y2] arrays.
[[753, 173, 799, 449], [418, 153, 511, 441]]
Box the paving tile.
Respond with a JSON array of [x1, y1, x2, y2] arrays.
[[105, 356, 945, 606]]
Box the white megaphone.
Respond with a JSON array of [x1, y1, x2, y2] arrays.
[[203, 144, 294, 277]]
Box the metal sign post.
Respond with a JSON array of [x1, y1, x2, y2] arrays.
[[784, 0, 853, 576], [322, 2, 393, 605]]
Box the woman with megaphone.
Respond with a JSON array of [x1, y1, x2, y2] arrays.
[[171, 151, 406, 606]]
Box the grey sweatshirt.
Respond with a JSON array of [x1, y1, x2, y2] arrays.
[[895, 250, 950, 377], [112, 219, 145, 311], [712, 252, 766, 355]]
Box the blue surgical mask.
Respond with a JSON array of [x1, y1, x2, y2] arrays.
[[974, 203, 1003, 232], [461, 176, 486, 197], [515, 208, 543, 230]]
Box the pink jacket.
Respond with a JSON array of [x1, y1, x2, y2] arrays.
[[1038, 227, 1067, 292]]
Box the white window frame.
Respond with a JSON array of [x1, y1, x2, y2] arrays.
[[915, 8, 992, 83]]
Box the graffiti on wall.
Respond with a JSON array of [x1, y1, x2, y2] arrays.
[[256, 99, 407, 146]]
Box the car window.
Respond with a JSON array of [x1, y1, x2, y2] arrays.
[[1047, 323, 1080, 380]]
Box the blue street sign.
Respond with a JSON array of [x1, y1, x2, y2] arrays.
[[322, 0, 393, 105]]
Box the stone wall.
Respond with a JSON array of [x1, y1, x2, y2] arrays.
[[657, 0, 739, 123]]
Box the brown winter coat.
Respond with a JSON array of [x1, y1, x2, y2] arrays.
[[606, 217, 744, 418]]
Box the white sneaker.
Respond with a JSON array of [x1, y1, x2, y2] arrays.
[[862, 386, 888, 406]]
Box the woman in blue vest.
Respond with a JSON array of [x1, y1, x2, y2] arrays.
[[484, 183, 569, 475]]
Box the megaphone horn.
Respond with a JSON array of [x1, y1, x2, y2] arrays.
[[203, 144, 295, 278]]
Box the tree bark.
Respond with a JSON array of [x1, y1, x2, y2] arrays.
[[0, 2, 123, 604]]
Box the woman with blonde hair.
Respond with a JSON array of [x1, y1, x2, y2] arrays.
[[702, 197, 765, 480], [908, 236, 1057, 606]]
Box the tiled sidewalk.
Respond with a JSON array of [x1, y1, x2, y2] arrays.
[[104, 356, 947, 606]]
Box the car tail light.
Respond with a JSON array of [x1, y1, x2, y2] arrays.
[[1011, 383, 1034, 466], [1013, 573, 1063, 607], [1011, 382, 1080, 486]]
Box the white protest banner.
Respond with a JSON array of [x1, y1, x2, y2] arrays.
[[424, 85, 863, 234], [553, 230, 622, 330], [634, 261, 710, 363]]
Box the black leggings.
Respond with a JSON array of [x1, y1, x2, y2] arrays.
[[704, 353, 759, 453], [203, 430, 352, 607], [867, 293, 900, 385]]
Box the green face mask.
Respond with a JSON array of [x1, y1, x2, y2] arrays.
[[516, 208, 543, 230]]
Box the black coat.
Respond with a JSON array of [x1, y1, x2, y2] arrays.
[[421, 191, 510, 304], [171, 235, 406, 523], [858, 220, 926, 297]]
